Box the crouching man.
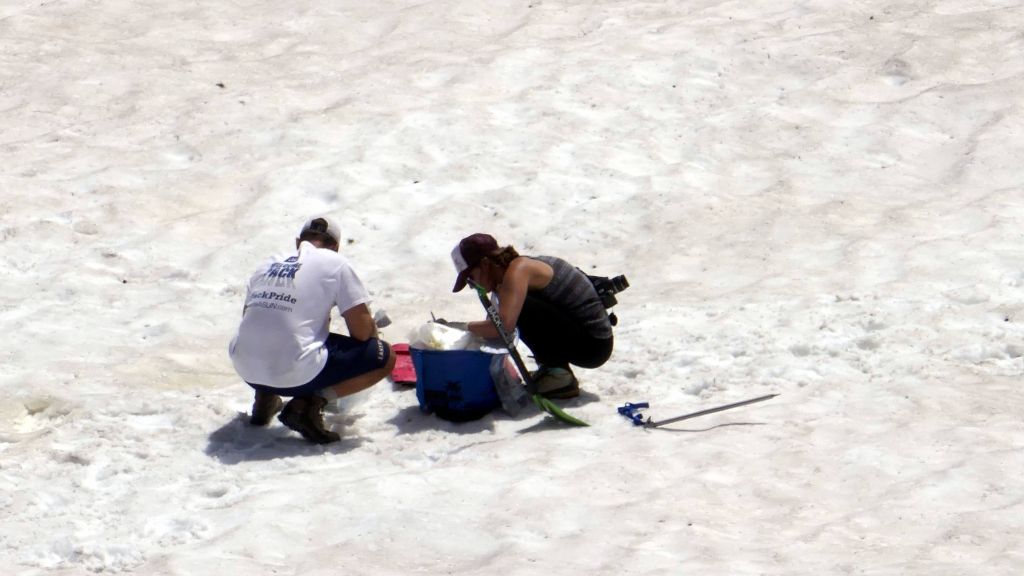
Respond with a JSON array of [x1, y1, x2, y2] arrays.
[[228, 217, 395, 443]]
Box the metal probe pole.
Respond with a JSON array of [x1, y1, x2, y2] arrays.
[[645, 394, 777, 428]]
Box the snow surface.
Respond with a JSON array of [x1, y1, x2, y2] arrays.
[[2, 1, 1023, 574]]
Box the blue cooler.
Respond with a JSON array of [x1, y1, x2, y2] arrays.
[[410, 348, 501, 422]]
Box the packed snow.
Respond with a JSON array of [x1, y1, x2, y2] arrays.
[[1, 1, 1023, 574]]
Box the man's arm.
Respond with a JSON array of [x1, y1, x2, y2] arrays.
[[342, 303, 378, 341]]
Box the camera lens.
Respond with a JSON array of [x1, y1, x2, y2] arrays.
[[611, 275, 629, 292]]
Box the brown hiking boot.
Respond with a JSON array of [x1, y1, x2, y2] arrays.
[[249, 391, 283, 426], [278, 396, 340, 444], [532, 367, 580, 399]]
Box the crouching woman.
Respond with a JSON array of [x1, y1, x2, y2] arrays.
[[450, 233, 613, 398]]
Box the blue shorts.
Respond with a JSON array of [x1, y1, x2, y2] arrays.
[[248, 334, 391, 397]]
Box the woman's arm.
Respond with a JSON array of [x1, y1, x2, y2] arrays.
[[467, 258, 545, 338]]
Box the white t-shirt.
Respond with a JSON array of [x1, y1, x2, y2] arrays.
[[228, 241, 371, 388]]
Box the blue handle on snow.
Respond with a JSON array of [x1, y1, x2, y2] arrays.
[[617, 402, 649, 426]]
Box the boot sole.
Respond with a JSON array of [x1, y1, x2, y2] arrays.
[[539, 386, 580, 400]]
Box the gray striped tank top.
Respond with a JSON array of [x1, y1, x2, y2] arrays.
[[532, 255, 613, 340]]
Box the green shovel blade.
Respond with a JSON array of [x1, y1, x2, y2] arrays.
[[534, 394, 589, 427]]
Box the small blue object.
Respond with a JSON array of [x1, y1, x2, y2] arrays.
[[617, 402, 649, 426]]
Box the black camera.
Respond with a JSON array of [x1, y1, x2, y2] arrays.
[[589, 274, 629, 309]]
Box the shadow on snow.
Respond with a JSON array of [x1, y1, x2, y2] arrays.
[[205, 388, 603, 462], [204, 412, 365, 464]]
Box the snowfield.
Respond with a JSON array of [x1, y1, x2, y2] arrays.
[[2, 1, 1023, 574]]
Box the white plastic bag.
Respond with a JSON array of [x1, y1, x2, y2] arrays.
[[408, 322, 483, 351], [491, 354, 530, 416]]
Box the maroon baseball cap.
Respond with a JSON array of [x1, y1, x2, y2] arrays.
[[451, 233, 499, 292]]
